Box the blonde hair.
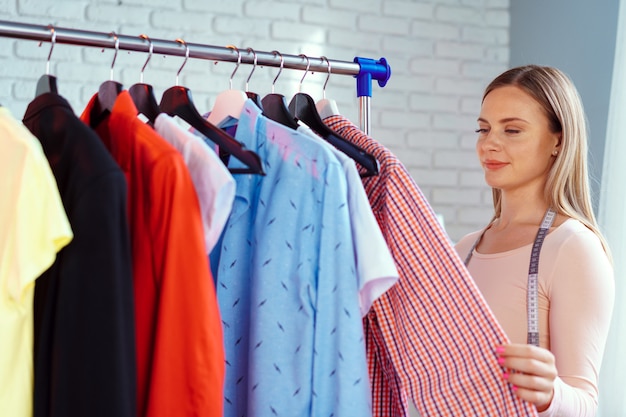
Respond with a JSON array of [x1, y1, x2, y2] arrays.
[[483, 65, 612, 261]]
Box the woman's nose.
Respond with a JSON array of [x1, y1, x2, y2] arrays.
[[479, 130, 500, 151]]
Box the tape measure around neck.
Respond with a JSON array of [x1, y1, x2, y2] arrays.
[[464, 208, 557, 346], [526, 208, 556, 346]]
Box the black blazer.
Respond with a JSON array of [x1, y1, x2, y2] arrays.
[[23, 93, 136, 417]]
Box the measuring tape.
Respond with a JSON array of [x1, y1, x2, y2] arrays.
[[526, 208, 556, 346], [464, 208, 557, 346]]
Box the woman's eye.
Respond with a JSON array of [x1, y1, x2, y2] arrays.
[[475, 128, 488, 134], [505, 129, 520, 134]]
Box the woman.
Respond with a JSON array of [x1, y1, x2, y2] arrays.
[[455, 65, 614, 416]]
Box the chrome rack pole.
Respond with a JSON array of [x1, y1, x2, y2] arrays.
[[0, 20, 391, 132]]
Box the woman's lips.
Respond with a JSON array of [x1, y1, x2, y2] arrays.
[[483, 160, 508, 170]]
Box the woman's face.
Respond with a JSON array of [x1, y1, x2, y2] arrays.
[[476, 85, 560, 195]]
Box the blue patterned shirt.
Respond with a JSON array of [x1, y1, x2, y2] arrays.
[[212, 100, 372, 417]]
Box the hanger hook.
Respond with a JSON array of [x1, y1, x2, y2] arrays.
[[320, 56, 331, 100], [245, 47, 257, 93], [139, 34, 153, 83], [175, 38, 189, 86], [226, 45, 241, 90], [298, 54, 310, 93], [42, 24, 56, 76], [109, 32, 119, 81], [270, 50, 284, 94]]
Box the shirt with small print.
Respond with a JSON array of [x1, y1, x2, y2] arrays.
[[212, 100, 372, 417], [296, 122, 399, 316]]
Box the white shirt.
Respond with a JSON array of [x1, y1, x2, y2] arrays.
[[154, 113, 236, 253], [297, 122, 399, 316]]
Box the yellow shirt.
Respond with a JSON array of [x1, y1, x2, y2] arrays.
[[0, 107, 73, 417]]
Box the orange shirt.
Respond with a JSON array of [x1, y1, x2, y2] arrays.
[[81, 92, 224, 417]]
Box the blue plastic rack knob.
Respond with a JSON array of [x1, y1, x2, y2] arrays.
[[353, 57, 391, 98]]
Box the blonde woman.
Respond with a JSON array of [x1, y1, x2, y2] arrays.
[[455, 65, 614, 416]]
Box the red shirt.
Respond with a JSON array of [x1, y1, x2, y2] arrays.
[[81, 92, 224, 417]]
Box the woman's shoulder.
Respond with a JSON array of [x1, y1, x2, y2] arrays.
[[549, 218, 602, 247], [454, 229, 485, 259], [543, 218, 614, 310], [547, 218, 611, 266]]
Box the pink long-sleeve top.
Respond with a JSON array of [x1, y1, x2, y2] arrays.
[[455, 218, 614, 417]]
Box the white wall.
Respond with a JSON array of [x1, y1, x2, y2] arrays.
[[0, 0, 509, 241], [597, 1, 626, 414], [510, 0, 620, 212]]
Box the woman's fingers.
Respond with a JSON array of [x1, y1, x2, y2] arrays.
[[498, 343, 554, 362], [497, 344, 557, 411], [500, 353, 557, 379], [505, 369, 554, 392], [509, 384, 555, 411]]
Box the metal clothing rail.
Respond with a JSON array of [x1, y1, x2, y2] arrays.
[[0, 20, 391, 134]]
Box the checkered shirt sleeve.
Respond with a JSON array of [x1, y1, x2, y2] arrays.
[[324, 115, 538, 417]]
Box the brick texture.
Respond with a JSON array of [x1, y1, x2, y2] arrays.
[[0, 0, 510, 242]]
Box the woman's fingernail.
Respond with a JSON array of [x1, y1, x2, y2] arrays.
[[512, 385, 518, 392], [498, 357, 505, 365], [496, 346, 505, 354], [503, 372, 509, 380]]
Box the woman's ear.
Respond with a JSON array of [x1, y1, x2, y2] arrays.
[[550, 133, 562, 157], [554, 132, 562, 150]]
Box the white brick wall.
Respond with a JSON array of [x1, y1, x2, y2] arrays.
[[0, 0, 510, 242]]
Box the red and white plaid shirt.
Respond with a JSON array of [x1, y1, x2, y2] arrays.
[[324, 115, 538, 417]]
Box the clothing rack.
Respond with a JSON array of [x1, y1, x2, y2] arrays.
[[0, 20, 391, 134]]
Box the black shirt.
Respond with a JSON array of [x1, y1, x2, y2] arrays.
[[23, 93, 136, 417]]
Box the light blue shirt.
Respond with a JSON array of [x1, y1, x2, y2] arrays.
[[212, 100, 372, 417]]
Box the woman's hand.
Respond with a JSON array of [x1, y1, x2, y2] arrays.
[[497, 344, 557, 412]]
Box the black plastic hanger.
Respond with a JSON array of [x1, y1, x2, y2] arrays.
[[290, 93, 378, 177], [35, 25, 58, 97], [129, 83, 159, 124], [262, 94, 299, 130], [288, 55, 379, 178], [159, 39, 264, 175], [97, 80, 123, 114], [90, 32, 123, 127], [261, 50, 299, 130], [36, 75, 58, 96], [246, 91, 263, 110], [129, 34, 160, 125]]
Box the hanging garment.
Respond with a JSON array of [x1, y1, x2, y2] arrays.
[[323, 115, 538, 417], [296, 122, 398, 315], [0, 106, 73, 417], [212, 100, 372, 417], [80, 91, 225, 417], [201, 107, 397, 315], [154, 113, 236, 253], [22, 93, 136, 417]]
